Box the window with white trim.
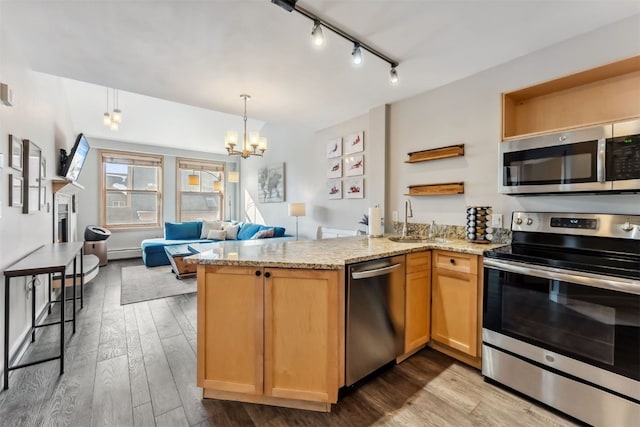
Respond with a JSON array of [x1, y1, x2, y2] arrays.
[[177, 158, 225, 222], [101, 150, 163, 228]]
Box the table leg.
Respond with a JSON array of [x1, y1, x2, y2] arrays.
[[72, 256, 77, 334], [48, 273, 52, 314], [4, 277, 10, 390], [31, 275, 36, 342], [80, 248, 84, 309], [60, 267, 65, 375]]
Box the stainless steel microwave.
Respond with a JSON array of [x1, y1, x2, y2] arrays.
[[499, 119, 640, 195]]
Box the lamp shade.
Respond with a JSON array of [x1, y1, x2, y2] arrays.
[[213, 181, 222, 192], [228, 171, 239, 183], [288, 203, 306, 217]]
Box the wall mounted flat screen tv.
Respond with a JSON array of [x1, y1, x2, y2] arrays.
[[60, 133, 90, 181]]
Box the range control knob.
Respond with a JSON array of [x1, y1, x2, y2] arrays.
[[526, 218, 534, 225], [514, 218, 523, 225], [621, 221, 634, 232]]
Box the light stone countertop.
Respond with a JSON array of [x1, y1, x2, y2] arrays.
[[184, 235, 507, 270]]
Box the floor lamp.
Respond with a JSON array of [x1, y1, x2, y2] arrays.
[[288, 203, 306, 240]]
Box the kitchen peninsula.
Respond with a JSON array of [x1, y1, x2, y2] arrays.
[[187, 236, 505, 412]]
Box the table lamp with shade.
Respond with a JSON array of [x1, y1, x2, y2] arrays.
[[288, 203, 306, 240]]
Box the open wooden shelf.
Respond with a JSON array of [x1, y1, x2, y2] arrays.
[[502, 55, 640, 140], [405, 144, 465, 163], [406, 182, 464, 196]]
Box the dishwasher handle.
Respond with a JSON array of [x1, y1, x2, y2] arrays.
[[351, 263, 402, 280]]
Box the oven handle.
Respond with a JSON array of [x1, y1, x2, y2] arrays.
[[484, 258, 640, 296]]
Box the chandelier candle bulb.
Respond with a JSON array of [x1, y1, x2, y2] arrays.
[[368, 206, 382, 237]]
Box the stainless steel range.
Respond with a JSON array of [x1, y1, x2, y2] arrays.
[[482, 212, 640, 426]]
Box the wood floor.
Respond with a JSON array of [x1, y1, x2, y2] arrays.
[[0, 259, 579, 427]]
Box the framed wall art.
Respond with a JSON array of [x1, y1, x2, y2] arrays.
[[22, 139, 42, 214], [344, 131, 364, 155], [9, 174, 23, 207], [327, 179, 342, 199], [326, 137, 342, 158], [9, 134, 22, 171], [344, 154, 364, 176], [327, 158, 342, 178], [345, 177, 364, 199], [258, 163, 285, 203]]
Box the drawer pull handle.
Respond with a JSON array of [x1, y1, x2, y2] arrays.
[[265, 272, 271, 278], [255, 270, 261, 277], [450, 259, 455, 264]]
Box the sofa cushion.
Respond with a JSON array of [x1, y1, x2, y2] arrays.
[[200, 220, 224, 239], [251, 228, 274, 239], [207, 229, 227, 240], [165, 221, 202, 240], [222, 223, 240, 240], [237, 223, 262, 240]]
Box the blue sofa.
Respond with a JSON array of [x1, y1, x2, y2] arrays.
[[141, 221, 287, 267]]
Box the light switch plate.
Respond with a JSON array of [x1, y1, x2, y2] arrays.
[[392, 210, 398, 222], [491, 213, 503, 228]]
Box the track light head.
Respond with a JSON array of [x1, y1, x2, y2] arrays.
[[271, 0, 297, 12], [389, 67, 399, 84], [311, 20, 324, 46], [351, 43, 363, 66]]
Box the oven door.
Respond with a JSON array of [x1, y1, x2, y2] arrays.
[[483, 258, 640, 400], [499, 124, 612, 194]]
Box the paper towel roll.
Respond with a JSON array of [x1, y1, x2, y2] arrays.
[[368, 206, 382, 237]]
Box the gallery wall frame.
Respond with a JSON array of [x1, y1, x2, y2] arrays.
[[9, 174, 23, 207], [9, 134, 22, 171], [258, 163, 285, 203], [22, 139, 43, 214]]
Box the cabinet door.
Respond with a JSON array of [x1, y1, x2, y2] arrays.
[[263, 268, 340, 404], [405, 269, 431, 353], [431, 252, 478, 357], [197, 265, 264, 394]]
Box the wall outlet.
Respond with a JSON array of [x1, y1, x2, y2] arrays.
[[392, 210, 398, 222], [491, 213, 503, 228]]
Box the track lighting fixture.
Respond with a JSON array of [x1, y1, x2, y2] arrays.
[[389, 67, 399, 84], [351, 43, 363, 66], [272, 0, 399, 83], [311, 20, 324, 46]]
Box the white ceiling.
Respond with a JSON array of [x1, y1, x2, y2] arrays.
[[2, 1, 639, 150]]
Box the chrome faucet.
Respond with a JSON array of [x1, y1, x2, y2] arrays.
[[401, 199, 413, 238], [429, 220, 436, 239]]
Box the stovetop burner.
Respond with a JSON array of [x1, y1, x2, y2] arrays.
[[484, 212, 640, 281]]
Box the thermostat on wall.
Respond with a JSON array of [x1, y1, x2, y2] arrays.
[[1, 83, 13, 106]]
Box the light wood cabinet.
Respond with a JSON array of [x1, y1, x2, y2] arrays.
[[400, 251, 431, 359], [197, 264, 342, 412], [431, 250, 482, 366]]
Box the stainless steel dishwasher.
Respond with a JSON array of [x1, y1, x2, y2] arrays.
[[346, 255, 405, 386]]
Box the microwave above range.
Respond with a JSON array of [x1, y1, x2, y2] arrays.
[[499, 118, 640, 195]]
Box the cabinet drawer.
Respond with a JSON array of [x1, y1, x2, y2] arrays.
[[433, 250, 477, 275], [406, 251, 430, 273]]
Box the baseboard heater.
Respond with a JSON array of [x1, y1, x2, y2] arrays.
[[108, 248, 141, 260]]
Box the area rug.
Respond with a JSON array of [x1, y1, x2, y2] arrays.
[[120, 265, 196, 305]]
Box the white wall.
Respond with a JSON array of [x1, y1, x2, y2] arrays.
[[240, 105, 388, 240], [76, 137, 240, 257], [388, 14, 640, 226], [0, 27, 76, 373]]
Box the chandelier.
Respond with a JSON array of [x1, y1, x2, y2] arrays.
[[225, 94, 267, 159], [102, 87, 122, 131]]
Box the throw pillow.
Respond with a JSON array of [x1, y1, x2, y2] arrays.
[[222, 223, 240, 240], [272, 226, 286, 238], [165, 221, 201, 240], [200, 219, 224, 239], [237, 223, 262, 240], [207, 229, 227, 240], [251, 228, 274, 239]]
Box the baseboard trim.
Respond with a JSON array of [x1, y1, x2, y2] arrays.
[[108, 248, 141, 260]]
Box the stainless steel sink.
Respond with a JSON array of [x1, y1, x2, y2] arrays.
[[387, 236, 449, 244]]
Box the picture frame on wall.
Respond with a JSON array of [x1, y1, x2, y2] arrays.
[[344, 131, 364, 155], [9, 134, 22, 172], [326, 137, 342, 158], [327, 179, 342, 199], [22, 139, 42, 214], [345, 177, 364, 199], [258, 163, 285, 203], [344, 154, 364, 176], [9, 174, 23, 207], [327, 158, 342, 178]]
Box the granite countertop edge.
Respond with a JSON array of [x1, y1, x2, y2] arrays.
[[185, 236, 507, 269]]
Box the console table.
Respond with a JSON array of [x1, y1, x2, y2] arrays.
[[3, 242, 83, 390]]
